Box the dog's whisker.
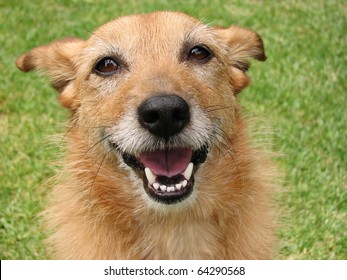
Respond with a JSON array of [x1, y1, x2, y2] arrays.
[[205, 104, 233, 113], [90, 149, 112, 190], [80, 134, 112, 161], [211, 125, 242, 177], [58, 119, 78, 148], [58, 120, 111, 148], [76, 26, 94, 36]]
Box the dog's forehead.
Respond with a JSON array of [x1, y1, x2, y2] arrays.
[[88, 12, 211, 54]]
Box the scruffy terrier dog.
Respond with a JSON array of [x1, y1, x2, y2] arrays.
[[16, 11, 275, 259]]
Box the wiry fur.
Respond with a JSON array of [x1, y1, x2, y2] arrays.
[[16, 11, 276, 259]]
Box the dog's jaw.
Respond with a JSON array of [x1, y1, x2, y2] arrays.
[[113, 144, 209, 205]]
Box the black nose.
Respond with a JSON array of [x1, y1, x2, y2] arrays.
[[138, 94, 190, 139]]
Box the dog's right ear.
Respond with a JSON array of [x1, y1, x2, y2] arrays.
[[214, 26, 266, 94], [16, 37, 86, 110]]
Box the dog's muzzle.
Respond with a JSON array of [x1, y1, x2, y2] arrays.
[[115, 94, 209, 204]]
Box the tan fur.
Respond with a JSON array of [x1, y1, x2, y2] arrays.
[[16, 11, 276, 259]]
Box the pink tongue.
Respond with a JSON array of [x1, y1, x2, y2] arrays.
[[139, 148, 192, 177]]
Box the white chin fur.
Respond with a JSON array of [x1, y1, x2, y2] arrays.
[[143, 187, 197, 213]]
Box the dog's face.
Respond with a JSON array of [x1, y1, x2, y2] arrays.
[[16, 12, 265, 208]]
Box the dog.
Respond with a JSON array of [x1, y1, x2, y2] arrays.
[[16, 11, 275, 259]]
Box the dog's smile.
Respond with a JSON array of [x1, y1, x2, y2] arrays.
[[118, 145, 209, 204]]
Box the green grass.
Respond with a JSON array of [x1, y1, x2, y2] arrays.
[[1, 0, 346, 259]]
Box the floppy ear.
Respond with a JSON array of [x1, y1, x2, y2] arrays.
[[215, 26, 266, 94], [16, 37, 86, 110]]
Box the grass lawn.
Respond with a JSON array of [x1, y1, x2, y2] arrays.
[[1, 0, 346, 259]]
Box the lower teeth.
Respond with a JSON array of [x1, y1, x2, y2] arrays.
[[144, 164, 193, 193], [150, 179, 188, 193]]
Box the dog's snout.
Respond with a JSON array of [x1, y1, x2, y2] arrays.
[[138, 94, 190, 139]]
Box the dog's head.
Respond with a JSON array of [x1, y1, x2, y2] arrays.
[[16, 12, 265, 207]]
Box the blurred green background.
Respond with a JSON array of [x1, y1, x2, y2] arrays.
[[0, 0, 346, 259]]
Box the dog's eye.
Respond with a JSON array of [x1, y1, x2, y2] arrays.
[[188, 46, 212, 63], [94, 57, 120, 76]]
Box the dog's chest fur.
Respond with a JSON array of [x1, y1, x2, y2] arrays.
[[127, 213, 224, 259]]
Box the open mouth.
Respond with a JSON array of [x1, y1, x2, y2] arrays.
[[120, 145, 209, 204]]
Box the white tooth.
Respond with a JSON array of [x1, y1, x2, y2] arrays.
[[182, 180, 188, 188], [160, 185, 167, 192], [182, 162, 193, 180], [167, 186, 175, 192], [175, 183, 182, 190], [145, 167, 156, 185], [153, 183, 160, 190]]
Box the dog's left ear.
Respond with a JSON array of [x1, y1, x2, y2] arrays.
[[16, 37, 86, 110], [215, 26, 266, 94]]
